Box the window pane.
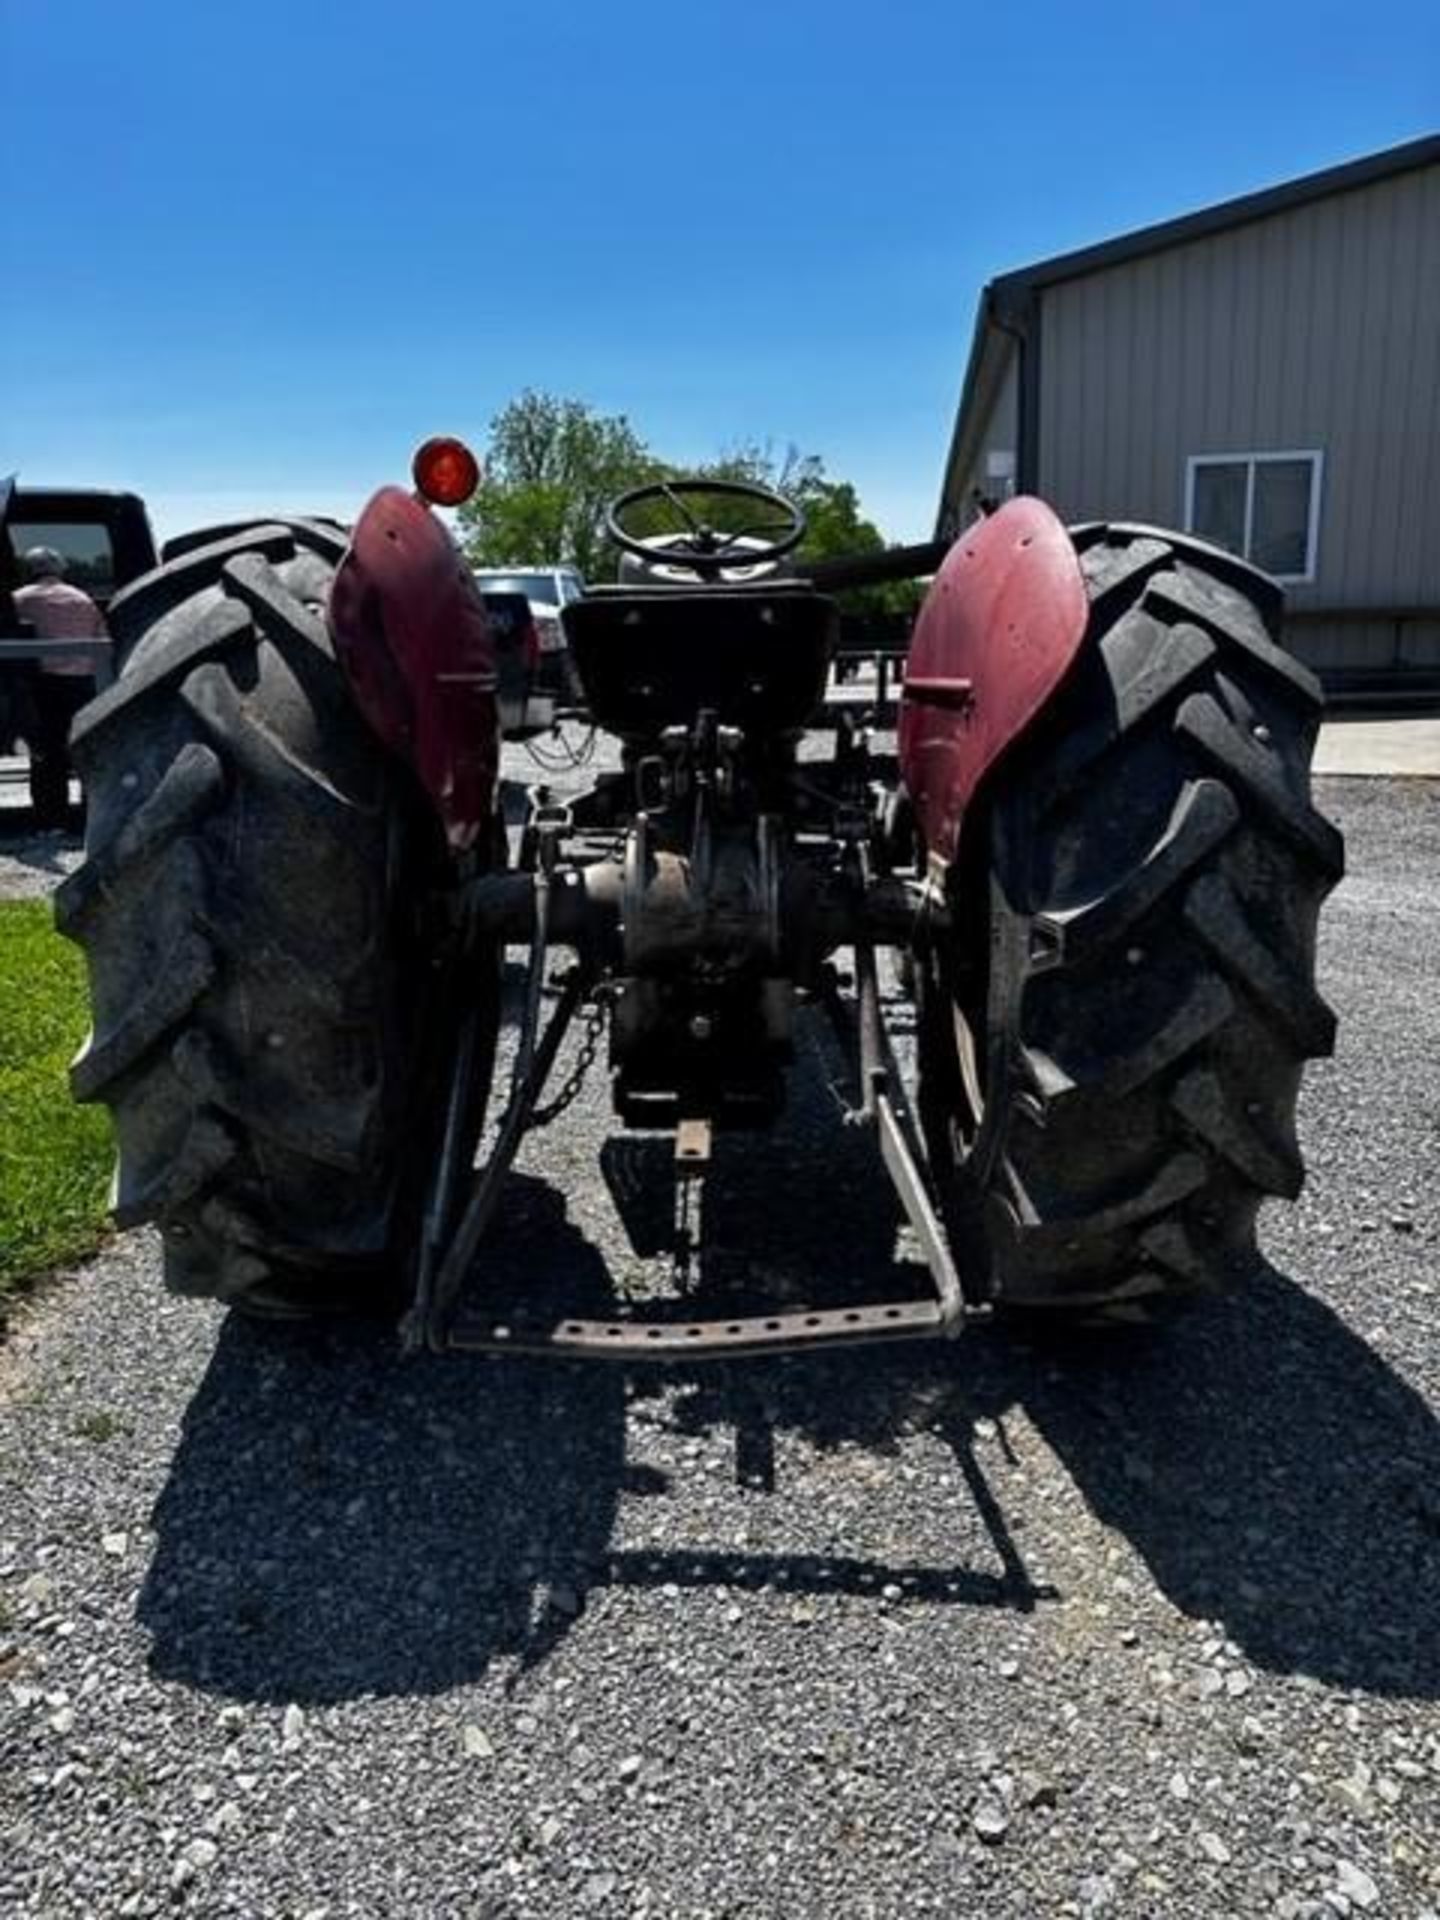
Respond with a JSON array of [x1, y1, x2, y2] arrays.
[[474, 572, 559, 604], [1251, 460, 1313, 576], [9, 520, 115, 595], [1191, 464, 1247, 555]]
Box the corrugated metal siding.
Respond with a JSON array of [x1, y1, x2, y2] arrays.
[[1290, 617, 1440, 674], [954, 353, 1019, 516], [1036, 163, 1440, 615]]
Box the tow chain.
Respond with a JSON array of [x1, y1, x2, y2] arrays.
[[526, 991, 607, 1131]]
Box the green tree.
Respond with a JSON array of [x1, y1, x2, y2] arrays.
[[456, 391, 662, 578]]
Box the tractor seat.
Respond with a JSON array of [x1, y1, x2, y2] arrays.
[[562, 582, 838, 740]]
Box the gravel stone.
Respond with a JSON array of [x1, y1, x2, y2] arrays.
[[1334, 1861, 1381, 1909], [1, 773, 1437, 1917], [973, 1801, 1010, 1843], [1018, 1771, 1057, 1809]]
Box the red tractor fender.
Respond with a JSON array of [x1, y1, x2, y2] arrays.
[[897, 496, 1089, 867], [328, 485, 499, 852]]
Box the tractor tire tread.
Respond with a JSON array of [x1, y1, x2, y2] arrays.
[[1182, 872, 1337, 1056], [59, 522, 434, 1314], [105, 520, 344, 656], [923, 521, 1341, 1317], [1034, 777, 1239, 961], [1177, 690, 1343, 874], [70, 925, 217, 1104]]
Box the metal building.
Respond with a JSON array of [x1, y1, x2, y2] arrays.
[[937, 134, 1440, 693]]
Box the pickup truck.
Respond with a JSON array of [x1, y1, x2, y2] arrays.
[[1, 486, 565, 767], [0, 479, 158, 766]]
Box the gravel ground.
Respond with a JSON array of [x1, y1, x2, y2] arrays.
[[0, 830, 82, 902], [1, 768, 1437, 1919]]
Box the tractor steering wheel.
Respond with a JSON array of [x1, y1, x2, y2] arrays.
[[605, 479, 807, 580]]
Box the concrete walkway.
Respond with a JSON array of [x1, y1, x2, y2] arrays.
[[5, 714, 1439, 818], [1313, 715, 1440, 777]]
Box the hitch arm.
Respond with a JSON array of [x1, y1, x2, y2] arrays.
[[417, 963, 586, 1351], [407, 825, 589, 1352], [841, 935, 971, 1335]]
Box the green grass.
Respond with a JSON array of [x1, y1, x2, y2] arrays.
[[0, 899, 113, 1309]]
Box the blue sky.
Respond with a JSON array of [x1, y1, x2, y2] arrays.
[[2, 0, 1435, 543]]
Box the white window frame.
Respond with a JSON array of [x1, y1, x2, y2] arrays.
[[1183, 449, 1324, 585]]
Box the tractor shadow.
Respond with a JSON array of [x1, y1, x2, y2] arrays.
[[0, 816, 84, 871], [654, 1251, 1439, 1698], [142, 1023, 1439, 1707], [139, 1177, 630, 1706], [1000, 1255, 1440, 1697], [598, 1009, 927, 1311]]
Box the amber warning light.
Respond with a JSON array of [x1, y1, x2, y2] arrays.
[[412, 435, 481, 507]]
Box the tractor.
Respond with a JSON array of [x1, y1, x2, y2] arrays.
[[55, 436, 1343, 1355]]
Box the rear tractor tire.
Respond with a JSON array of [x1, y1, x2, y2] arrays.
[[55, 520, 469, 1316], [918, 524, 1344, 1322]]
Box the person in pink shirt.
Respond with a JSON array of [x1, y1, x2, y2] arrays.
[[13, 547, 110, 829]]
